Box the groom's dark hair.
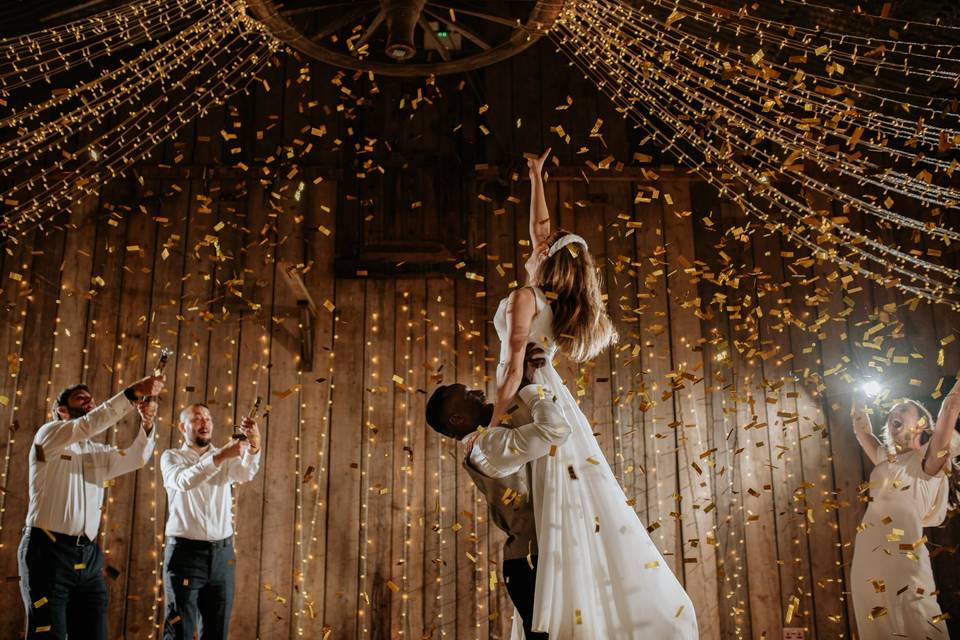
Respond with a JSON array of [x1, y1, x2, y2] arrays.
[[426, 385, 455, 438]]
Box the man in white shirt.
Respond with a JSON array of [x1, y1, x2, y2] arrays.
[[160, 403, 262, 640], [18, 374, 165, 640], [425, 346, 565, 639]]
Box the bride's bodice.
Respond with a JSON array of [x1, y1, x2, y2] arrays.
[[494, 286, 557, 368]]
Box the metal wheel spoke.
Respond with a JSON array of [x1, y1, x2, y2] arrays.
[[357, 9, 386, 47], [309, 1, 379, 42], [427, 2, 522, 29]]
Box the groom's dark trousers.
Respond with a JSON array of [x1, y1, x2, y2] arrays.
[[503, 555, 549, 639]]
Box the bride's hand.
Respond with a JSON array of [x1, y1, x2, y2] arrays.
[[527, 148, 552, 179]]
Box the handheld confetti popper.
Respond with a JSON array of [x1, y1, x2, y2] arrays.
[[233, 396, 262, 441], [146, 347, 172, 402]]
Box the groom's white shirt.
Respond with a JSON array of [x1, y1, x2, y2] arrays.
[[468, 385, 569, 478]]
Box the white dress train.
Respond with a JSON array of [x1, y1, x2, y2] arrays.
[[495, 287, 698, 639]]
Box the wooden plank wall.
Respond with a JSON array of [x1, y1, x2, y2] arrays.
[[1, 44, 959, 640]]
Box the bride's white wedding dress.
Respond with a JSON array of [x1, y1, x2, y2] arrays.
[[495, 286, 698, 639]]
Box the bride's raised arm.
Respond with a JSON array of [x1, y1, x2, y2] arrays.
[[527, 148, 552, 250], [852, 397, 884, 465], [489, 287, 537, 426]]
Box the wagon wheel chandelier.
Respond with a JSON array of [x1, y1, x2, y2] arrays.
[[244, 0, 565, 76]]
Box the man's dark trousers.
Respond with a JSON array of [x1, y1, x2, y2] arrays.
[[18, 527, 109, 640], [162, 536, 235, 640], [503, 555, 549, 639]]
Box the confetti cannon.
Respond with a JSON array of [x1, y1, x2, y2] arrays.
[[233, 396, 262, 441], [145, 347, 172, 403]]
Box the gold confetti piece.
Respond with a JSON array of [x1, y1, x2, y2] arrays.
[[74, 563, 86, 570], [868, 606, 887, 620], [386, 580, 400, 593], [322, 299, 335, 313], [785, 595, 800, 624], [33, 597, 48, 608], [645, 561, 659, 569]]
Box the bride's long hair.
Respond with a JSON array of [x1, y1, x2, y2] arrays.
[[533, 230, 617, 362]]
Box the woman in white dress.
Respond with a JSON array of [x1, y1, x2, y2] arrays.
[[491, 149, 698, 639], [850, 385, 960, 640]]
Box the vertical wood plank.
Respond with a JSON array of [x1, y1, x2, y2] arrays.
[[323, 277, 364, 637], [231, 179, 274, 635], [750, 226, 817, 636], [689, 181, 752, 639], [256, 178, 305, 637], [634, 187, 680, 573], [661, 179, 720, 636], [718, 199, 782, 640], [781, 243, 847, 640], [123, 175, 192, 638], [359, 278, 396, 639], [0, 228, 38, 640], [105, 187, 163, 638], [297, 179, 338, 636], [390, 279, 427, 637]]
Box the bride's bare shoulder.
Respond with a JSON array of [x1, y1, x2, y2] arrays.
[[506, 286, 537, 315]]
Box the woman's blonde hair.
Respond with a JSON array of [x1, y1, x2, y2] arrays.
[[533, 230, 617, 362]]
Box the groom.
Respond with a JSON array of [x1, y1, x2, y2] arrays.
[[426, 346, 567, 639]]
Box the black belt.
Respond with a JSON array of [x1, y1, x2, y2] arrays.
[[28, 527, 95, 546], [166, 536, 232, 549]]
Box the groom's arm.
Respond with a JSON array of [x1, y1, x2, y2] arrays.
[[468, 385, 570, 478]]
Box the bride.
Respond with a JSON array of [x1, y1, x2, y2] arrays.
[[491, 149, 698, 639]]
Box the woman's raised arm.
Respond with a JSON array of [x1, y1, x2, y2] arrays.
[[924, 378, 960, 476], [489, 287, 537, 427], [852, 399, 884, 466], [527, 148, 552, 249]]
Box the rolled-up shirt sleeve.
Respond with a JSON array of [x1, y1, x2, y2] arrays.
[[35, 391, 133, 456], [469, 385, 570, 478]]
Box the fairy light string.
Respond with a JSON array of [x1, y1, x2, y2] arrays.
[[558, 2, 960, 220], [0, 0, 211, 92], [551, 0, 960, 307], [1, 0, 282, 241]]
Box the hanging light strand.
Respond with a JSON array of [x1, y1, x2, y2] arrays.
[[0, 0, 212, 92], [552, 0, 960, 307], [551, 28, 960, 297]]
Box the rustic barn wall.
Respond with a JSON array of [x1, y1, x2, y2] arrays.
[[1, 41, 958, 640]]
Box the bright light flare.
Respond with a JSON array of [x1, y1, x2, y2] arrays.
[[861, 380, 882, 397]]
